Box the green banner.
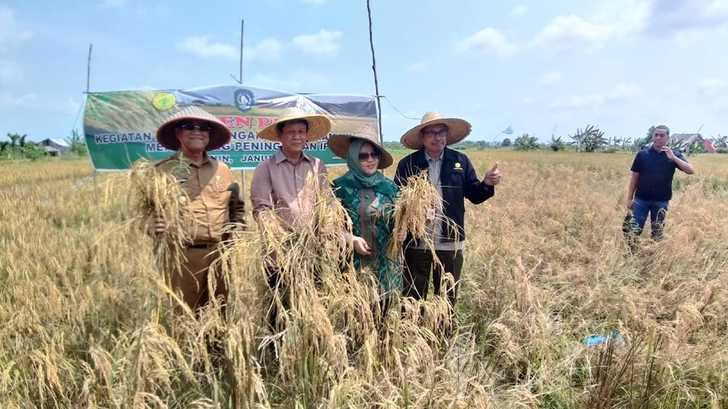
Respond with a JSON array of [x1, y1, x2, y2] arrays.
[[83, 85, 378, 170]]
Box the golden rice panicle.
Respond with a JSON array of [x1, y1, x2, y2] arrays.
[[388, 171, 441, 257], [129, 159, 194, 271]]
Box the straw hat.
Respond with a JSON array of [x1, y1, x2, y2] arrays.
[[328, 123, 393, 169], [156, 106, 231, 151], [257, 107, 332, 142], [400, 112, 472, 150]]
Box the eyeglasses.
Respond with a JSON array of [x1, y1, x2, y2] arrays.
[[358, 151, 381, 161], [422, 128, 448, 138], [179, 122, 212, 132]]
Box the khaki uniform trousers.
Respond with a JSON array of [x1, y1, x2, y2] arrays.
[[170, 245, 227, 311]]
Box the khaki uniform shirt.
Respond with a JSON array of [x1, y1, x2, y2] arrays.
[[156, 153, 244, 243], [250, 150, 328, 229]]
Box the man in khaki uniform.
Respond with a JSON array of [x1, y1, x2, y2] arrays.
[[150, 106, 246, 312]]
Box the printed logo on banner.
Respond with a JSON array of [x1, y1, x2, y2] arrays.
[[234, 89, 255, 112], [152, 93, 177, 111]]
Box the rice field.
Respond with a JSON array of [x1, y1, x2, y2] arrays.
[[1, 150, 727, 408]]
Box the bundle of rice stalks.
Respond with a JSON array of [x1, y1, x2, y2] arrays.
[[129, 159, 194, 274], [387, 172, 459, 263]]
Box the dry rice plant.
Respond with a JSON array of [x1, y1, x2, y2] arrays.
[[387, 171, 447, 258], [1, 151, 727, 408], [129, 159, 194, 280]]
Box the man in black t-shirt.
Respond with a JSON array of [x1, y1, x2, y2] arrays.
[[624, 125, 695, 246]]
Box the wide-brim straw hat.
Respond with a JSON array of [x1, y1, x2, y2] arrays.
[[257, 107, 332, 142], [328, 123, 393, 169], [400, 112, 472, 150], [156, 106, 232, 151]]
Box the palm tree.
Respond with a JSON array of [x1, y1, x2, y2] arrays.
[[572, 125, 607, 152], [7, 133, 19, 148]]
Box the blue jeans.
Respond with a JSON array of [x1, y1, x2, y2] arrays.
[[627, 198, 669, 240]]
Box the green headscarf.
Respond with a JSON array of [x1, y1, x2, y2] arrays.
[[340, 138, 397, 197]]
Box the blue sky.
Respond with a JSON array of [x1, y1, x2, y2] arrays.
[[1, 0, 727, 142]]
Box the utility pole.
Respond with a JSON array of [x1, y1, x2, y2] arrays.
[[231, 19, 244, 84], [240, 19, 244, 84], [86, 44, 93, 93], [366, 0, 383, 143]]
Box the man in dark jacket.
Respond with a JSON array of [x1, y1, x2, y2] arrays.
[[395, 112, 501, 308]]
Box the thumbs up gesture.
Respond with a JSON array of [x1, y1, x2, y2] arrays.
[[484, 162, 501, 186]]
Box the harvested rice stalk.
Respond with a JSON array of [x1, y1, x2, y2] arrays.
[[129, 159, 194, 273], [387, 171, 459, 261]]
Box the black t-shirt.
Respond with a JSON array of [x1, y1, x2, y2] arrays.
[[630, 147, 686, 201]]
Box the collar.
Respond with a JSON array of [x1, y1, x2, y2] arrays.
[[413, 147, 456, 167], [177, 151, 211, 168], [274, 149, 313, 165], [425, 150, 444, 162]]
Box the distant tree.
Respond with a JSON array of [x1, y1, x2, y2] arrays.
[[632, 127, 653, 150], [7, 133, 20, 148], [549, 135, 566, 151], [571, 125, 607, 152], [1, 133, 46, 160], [514, 134, 539, 151], [621, 137, 633, 150], [66, 129, 87, 156], [20, 143, 46, 160], [501, 138, 512, 147]]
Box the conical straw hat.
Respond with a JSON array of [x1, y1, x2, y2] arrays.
[[400, 112, 471, 150], [328, 122, 393, 169], [156, 106, 231, 151], [257, 107, 332, 142]]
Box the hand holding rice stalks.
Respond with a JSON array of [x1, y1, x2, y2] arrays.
[[388, 171, 458, 258], [129, 159, 194, 272]]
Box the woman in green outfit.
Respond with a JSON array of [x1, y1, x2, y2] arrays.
[[329, 125, 402, 305]]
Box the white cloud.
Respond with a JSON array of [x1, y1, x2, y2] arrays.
[[456, 28, 517, 56], [540, 71, 561, 85], [291, 30, 342, 57], [550, 83, 640, 110], [644, 0, 728, 32], [247, 38, 283, 62], [176, 36, 282, 62], [0, 92, 38, 109], [407, 62, 428, 73], [0, 5, 33, 50], [532, 15, 615, 49], [531, 1, 728, 52], [511, 5, 528, 17], [0, 93, 85, 115], [176, 36, 238, 60], [178, 30, 340, 61]]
